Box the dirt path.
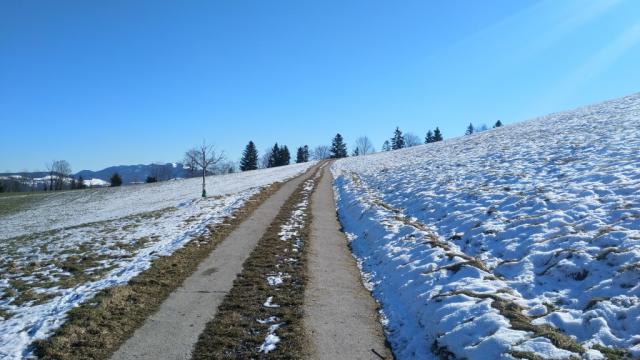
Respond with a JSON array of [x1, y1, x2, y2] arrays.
[[304, 166, 391, 360], [111, 166, 318, 360]]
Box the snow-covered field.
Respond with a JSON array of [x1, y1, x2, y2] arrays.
[[0, 162, 314, 359], [333, 94, 640, 359]]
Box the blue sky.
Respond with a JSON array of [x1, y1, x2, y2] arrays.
[[1, 0, 640, 172]]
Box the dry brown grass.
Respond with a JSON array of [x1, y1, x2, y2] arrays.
[[450, 290, 584, 354], [191, 178, 316, 360], [33, 181, 285, 360]]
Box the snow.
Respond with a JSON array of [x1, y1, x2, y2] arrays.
[[82, 178, 110, 187], [1, 162, 315, 240], [258, 323, 284, 354], [332, 93, 640, 359], [266, 273, 287, 286], [0, 162, 314, 359], [263, 296, 280, 308]]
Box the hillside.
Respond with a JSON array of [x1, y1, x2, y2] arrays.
[[332, 94, 640, 359], [0, 162, 314, 358]]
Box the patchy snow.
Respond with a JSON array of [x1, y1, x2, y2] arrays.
[[257, 316, 279, 325], [263, 296, 280, 308], [258, 323, 284, 353], [266, 273, 289, 286], [332, 93, 640, 359], [1, 162, 315, 240], [255, 178, 316, 355], [0, 162, 314, 359], [82, 178, 110, 187]]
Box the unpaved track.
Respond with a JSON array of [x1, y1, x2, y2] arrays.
[[111, 166, 318, 360], [304, 166, 391, 360]]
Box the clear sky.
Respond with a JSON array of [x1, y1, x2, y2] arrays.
[[2, 0, 640, 172]]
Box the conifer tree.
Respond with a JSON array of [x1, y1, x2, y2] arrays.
[[391, 127, 405, 150], [267, 143, 280, 168], [382, 140, 391, 151], [465, 123, 474, 135], [352, 148, 360, 156], [240, 141, 259, 171], [494, 120, 503, 128], [425, 130, 434, 144], [434, 127, 443, 142], [296, 146, 305, 163], [110, 173, 123, 187], [279, 146, 291, 166], [330, 133, 348, 158]]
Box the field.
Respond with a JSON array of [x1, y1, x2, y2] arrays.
[[0, 163, 314, 358], [332, 94, 640, 359]]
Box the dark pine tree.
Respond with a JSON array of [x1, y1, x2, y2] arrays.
[[296, 146, 305, 163], [494, 120, 503, 128], [352, 148, 360, 156], [146, 176, 157, 183], [240, 141, 259, 171], [279, 146, 291, 166], [110, 173, 123, 187], [434, 127, 443, 142], [382, 140, 391, 151], [465, 123, 474, 135], [330, 133, 348, 158], [391, 127, 405, 150], [425, 130, 434, 144], [267, 143, 280, 168]]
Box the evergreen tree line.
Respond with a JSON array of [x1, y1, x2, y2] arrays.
[[380, 126, 444, 151], [465, 120, 503, 136], [239, 141, 312, 171]]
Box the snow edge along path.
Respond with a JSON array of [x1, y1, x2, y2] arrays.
[[111, 164, 321, 360], [304, 164, 392, 360]]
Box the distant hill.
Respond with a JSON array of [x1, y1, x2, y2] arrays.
[[1, 163, 189, 187], [75, 163, 187, 184]]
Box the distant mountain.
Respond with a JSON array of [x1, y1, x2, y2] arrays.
[[1, 163, 188, 187], [75, 163, 187, 184]]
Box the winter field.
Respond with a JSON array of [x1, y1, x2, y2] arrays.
[[333, 94, 640, 359], [0, 162, 314, 358]]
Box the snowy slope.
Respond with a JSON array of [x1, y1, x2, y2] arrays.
[[332, 94, 640, 359], [1, 163, 314, 240], [0, 162, 314, 359]]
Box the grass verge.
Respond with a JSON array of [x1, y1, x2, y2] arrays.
[[32, 181, 287, 360], [191, 177, 316, 359]]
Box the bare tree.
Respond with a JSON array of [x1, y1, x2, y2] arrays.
[[354, 136, 375, 156], [184, 141, 224, 197], [312, 145, 330, 160], [149, 163, 172, 182], [46, 160, 72, 190], [182, 150, 199, 178], [404, 133, 422, 147], [259, 150, 271, 169], [45, 161, 55, 191]]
